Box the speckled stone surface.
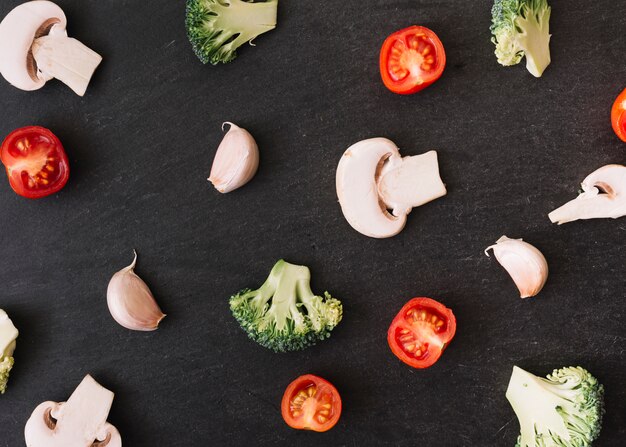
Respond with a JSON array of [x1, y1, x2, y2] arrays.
[[0, 1, 624, 445]]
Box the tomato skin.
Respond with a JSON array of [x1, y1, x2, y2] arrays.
[[611, 88, 626, 142], [380, 26, 446, 95], [387, 297, 456, 369], [0, 126, 69, 199], [281, 374, 342, 432]]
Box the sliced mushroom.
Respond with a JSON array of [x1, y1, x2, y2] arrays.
[[25, 375, 122, 447], [336, 138, 447, 238], [548, 164, 626, 225], [0, 1, 102, 96]]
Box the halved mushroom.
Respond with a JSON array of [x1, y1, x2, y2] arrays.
[[548, 164, 626, 225], [336, 138, 447, 238], [24, 375, 121, 447], [0, 1, 102, 96]]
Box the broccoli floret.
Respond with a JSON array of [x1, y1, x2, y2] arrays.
[[0, 356, 14, 394], [185, 0, 278, 65], [229, 260, 343, 352], [506, 366, 604, 447], [490, 0, 551, 77]]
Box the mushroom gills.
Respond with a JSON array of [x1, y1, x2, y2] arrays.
[[31, 34, 102, 96], [548, 164, 626, 224], [24, 375, 122, 447]]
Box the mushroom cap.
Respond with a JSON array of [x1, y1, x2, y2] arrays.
[[0, 0, 67, 91], [336, 138, 407, 238]]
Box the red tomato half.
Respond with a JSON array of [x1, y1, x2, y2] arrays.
[[388, 297, 456, 369], [281, 374, 341, 432], [0, 126, 69, 199], [611, 88, 626, 142], [380, 26, 446, 95]]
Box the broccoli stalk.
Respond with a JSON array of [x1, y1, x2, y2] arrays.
[[506, 366, 604, 447], [230, 260, 342, 352], [490, 0, 551, 77], [185, 0, 278, 65]]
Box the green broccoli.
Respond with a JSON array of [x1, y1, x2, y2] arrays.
[[185, 0, 278, 65], [0, 356, 14, 394], [0, 309, 18, 394], [229, 260, 343, 352], [506, 366, 604, 447], [490, 0, 551, 77]]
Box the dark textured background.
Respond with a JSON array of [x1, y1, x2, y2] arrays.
[[0, 0, 624, 445]]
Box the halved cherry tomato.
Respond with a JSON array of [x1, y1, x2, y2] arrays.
[[611, 88, 626, 142], [0, 126, 69, 199], [388, 297, 456, 369], [380, 26, 446, 95], [281, 374, 341, 432]]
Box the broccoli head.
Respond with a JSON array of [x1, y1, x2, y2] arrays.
[[506, 365, 604, 447], [490, 0, 551, 77], [185, 0, 278, 65], [230, 260, 343, 352], [0, 309, 17, 394], [0, 356, 14, 394]]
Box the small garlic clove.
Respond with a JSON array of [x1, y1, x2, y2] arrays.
[[106, 251, 165, 331], [485, 236, 549, 298], [208, 122, 259, 193]]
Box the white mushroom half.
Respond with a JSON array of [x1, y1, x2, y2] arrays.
[[336, 138, 447, 238], [548, 164, 626, 225], [0, 1, 102, 96], [25, 375, 121, 447]]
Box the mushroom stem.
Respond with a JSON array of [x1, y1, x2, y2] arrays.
[[377, 151, 447, 216], [31, 34, 102, 96]]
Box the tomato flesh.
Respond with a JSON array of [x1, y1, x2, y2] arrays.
[[388, 297, 456, 369], [0, 126, 69, 199], [281, 374, 341, 432], [380, 26, 446, 95], [611, 88, 626, 142]]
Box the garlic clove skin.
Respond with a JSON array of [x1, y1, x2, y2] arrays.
[[208, 122, 259, 193], [106, 251, 165, 331], [485, 236, 549, 298]]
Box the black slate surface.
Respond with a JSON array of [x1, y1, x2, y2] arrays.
[[0, 0, 624, 445]]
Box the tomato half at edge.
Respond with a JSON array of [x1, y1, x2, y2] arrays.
[[281, 374, 342, 432], [380, 26, 446, 95], [611, 88, 626, 142], [0, 126, 70, 199], [388, 297, 456, 369]]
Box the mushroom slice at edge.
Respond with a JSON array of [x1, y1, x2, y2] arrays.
[[0, 1, 102, 96], [548, 164, 626, 225], [336, 137, 447, 238], [24, 375, 121, 447]]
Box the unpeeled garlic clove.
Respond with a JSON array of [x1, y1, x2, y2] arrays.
[[208, 122, 259, 193], [485, 236, 549, 298], [106, 251, 165, 331]]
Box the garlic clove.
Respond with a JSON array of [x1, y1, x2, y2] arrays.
[[485, 236, 549, 298], [106, 250, 165, 331], [208, 122, 259, 193]]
